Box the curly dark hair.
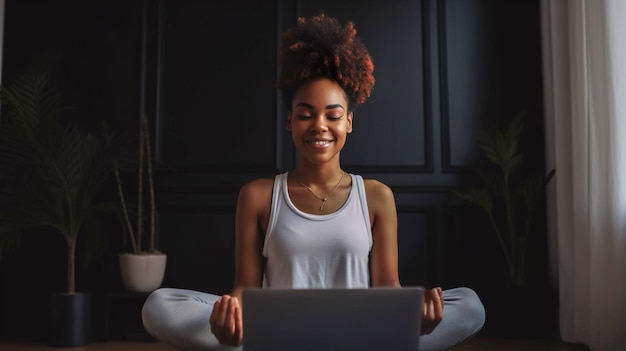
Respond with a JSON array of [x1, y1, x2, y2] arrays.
[[276, 13, 375, 112]]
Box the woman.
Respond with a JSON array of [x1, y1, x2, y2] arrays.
[[142, 13, 485, 351]]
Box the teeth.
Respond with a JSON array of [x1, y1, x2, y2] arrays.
[[311, 140, 330, 145]]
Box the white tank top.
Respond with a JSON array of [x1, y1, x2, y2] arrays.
[[262, 172, 373, 288]]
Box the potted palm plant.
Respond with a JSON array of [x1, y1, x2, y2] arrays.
[[114, 113, 166, 293], [0, 70, 132, 346], [452, 111, 556, 337], [453, 111, 555, 287]]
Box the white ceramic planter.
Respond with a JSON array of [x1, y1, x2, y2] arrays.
[[119, 253, 167, 293]]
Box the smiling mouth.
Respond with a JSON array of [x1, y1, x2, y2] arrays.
[[308, 140, 332, 145]]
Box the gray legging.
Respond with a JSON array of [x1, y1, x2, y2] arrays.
[[142, 287, 485, 351]]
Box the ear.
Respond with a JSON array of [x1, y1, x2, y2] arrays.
[[347, 112, 353, 133], [287, 112, 292, 131]]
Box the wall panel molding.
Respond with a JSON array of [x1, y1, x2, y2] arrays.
[[438, 0, 462, 174]]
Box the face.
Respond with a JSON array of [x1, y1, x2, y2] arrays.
[[287, 78, 353, 165]]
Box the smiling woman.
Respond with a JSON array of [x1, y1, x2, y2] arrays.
[[140, 12, 485, 351]]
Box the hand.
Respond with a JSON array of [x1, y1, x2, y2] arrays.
[[421, 287, 443, 335], [209, 295, 243, 346]]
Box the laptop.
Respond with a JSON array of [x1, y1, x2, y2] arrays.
[[242, 287, 424, 351]]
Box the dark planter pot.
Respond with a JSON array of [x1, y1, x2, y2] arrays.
[[478, 285, 558, 339], [49, 292, 92, 347]]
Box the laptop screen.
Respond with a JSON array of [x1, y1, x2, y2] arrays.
[[242, 287, 424, 351]]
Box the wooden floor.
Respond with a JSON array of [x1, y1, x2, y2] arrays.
[[0, 336, 590, 351], [453, 336, 590, 351]]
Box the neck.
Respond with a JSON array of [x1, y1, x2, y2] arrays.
[[295, 164, 343, 186]]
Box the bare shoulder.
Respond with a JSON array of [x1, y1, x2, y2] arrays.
[[238, 177, 274, 204], [363, 178, 396, 217], [236, 177, 275, 233], [363, 178, 395, 203], [240, 177, 275, 195]]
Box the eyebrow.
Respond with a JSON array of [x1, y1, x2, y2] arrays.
[[295, 102, 345, 111]]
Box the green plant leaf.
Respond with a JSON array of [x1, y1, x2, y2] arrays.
[[502, 112, 524, 170], [518, 168, 556, 213], [476, 128, 500, 166], [504, 153, 524, 176], [505, 111, 525, 143]]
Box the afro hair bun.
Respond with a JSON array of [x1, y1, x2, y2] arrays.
[[277, 13, 375, 111]]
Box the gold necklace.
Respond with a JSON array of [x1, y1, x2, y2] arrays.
[[294, 170, 345, 212]]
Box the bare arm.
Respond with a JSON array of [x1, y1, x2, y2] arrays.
[[365, 179, 442, 335], [366, 179, 401, 288], [210, 179, 271, 346], [231, 179, 270, 297]]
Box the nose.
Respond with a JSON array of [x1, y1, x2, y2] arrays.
[[310, 115, 328, 133]]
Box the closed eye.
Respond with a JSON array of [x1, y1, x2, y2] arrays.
[[297, 115, 342, 121]]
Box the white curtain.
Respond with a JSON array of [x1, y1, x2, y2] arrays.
[[541, 1, 626, 350]]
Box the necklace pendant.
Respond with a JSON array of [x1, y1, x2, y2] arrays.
[[294, 170, 345, 213], [319, 198, 328, 211]]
